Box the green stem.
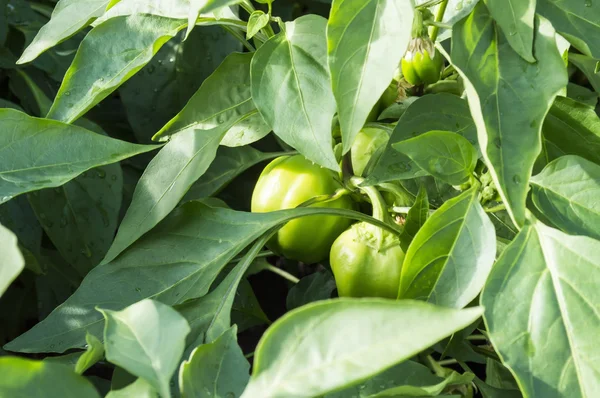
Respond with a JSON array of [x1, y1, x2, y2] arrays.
[[232, 251, 273, 263], [377, 182, 417, 207], [244, 351, 255, 359], [417, 0, 446, 9], [297, 188, 351, 208], [466, 334, 488, 341], [438, 358, 458, 366], [222, 26, 255, 51], [472, 345, 501, 361], [239, 0, 255, 15], [485, 204, 506, 213], [264, 265, 300, 284], [430, 0, 449, 42]]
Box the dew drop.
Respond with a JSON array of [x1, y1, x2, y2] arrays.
[[135, 287, 141, 292], [157, 59, 163, 65], [64, 91, 71, 96], [153, 88, 159, 93], [96, 169, 106, 179], [585, 0, 592, 7], [169, 57, 175, 63], [39, 213, 47, 220], [147, 65, 155, 74], [81, 246, 92, 258], [111, 175, 118, 181], [512, 175, 521, 184], [455, 1, 464, 10]]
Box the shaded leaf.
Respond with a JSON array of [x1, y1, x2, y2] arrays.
[[179, 326, 249, 398], [106, 378, 158, 398], [251, 15, 338, 170], [286, 269, 337, 310], [392, 130, 477, 186], [47, 15, 186, 123], [530, 155, 600, 240], [241, 299, 482, 398], [482, 219, 600, 398], [484, 0, 535, 62], [399, 184, 429, 252], [399, 188, 496, 309], [0, 109, 157, 200], [100, 299, 190, 398], [327, 0, 414, 152], [0, 223, 24, 297], [450, 4, 568, 226], [75, 333, 104, 374]]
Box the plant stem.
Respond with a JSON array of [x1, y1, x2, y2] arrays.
[[485, 204, 506, 213], [244, 351, 255, 359], [417, 0, 446, 9], [466, 334, 488, 341], [297, 188, 351, 208], [222, 26, 255, 51], [438, 358, 458, 366], [430, 0, 449, 42], [472, 345, 501, 361], [264, 265, 300, 284]]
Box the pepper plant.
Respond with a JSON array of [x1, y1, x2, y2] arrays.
[[0, 0, 599, 397]]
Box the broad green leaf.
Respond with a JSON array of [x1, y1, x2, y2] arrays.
[[232, 279, 270, 333], [392, 130, 478, 186], [75, 333, 104, 374], [365, 94, 478, 185], [0, 357, 100, 397], [371, 370, 473, 397], [540, 96, 600, 167], [485, 359, 520, 391], [569, 53, 600, 94], [327, 0, 414, 153], [102, 126, 227, 264], [28, 163, 123, 276], [450, 5, 568, 227], [473, 377, 522, 398], [179, 326, 249, 398], [47, 15, 186, 123], [326, 360, 466, 397], [241, 299, 483, 398], [17, 0, 109, 64], [247, 10, 270, 40], [106, 378, 158, 398], [96, 0, 189, 22], [4, 203, 383, 353], [537, 0, 600, 59], [530, 155, 600, 239], [100, 299, 191, 398], [0, 196, 42, 256], [153, 52, 270, 147], [399, 188, 496, 309], [0, 223, 24, 297], [482, 219, 600, 398], [121, 27, 240, 143], [182, 146, 285, 203], [0, 109, 156, 201], [484, 0, 535, 62], [399, 184, 429, 252], [186, 0, 241, 38], [178, 233, 272, 355], [251, 15, 338, 170], [567, 83, 598, 107], [286, 270, 336, 310]]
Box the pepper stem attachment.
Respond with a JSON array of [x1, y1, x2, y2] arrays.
[[411, 9, 428, 38]]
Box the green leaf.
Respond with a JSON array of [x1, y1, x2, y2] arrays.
[[153, 52, 270, 147], [247, 10, 270, 40], [95, 0, 189, 23], [75, 333, 104, 375], [399, 188, 496, 309], [100, 299, 191, 398], [0, 223, 24, 298], [366, 93, 478, 185], [232, 279, 270, 333], [0, 357, 101, 397], [569, 53, 600, 94], [286, 270, 337, 310], [450, 4, 568, 227], [399, 184, 429, 253], [370, 370, 474, 397], [537, 0, 600, 58], [567, 83, 598, 107], [47, 15, 186, 123], [540, 96, 600, 167], [326, 360, 467, 398], [483, 0, 535, 62], [327, 0, 414, 153], [251, 14, 338, 170], [121, 27, 240, 143], [102, 127, 227, 264], [17, 0, 109, 64], [27, 163, 123, 276], [473, 377, 522, 398], [485, 358, 520, 391], [186, 0, 241, 38], [392, 131, 478, 186], [179, 326, 249, 398], [0, 196, 42, 256], [0, 109, 156, 201], [482, 219, 600, 398], [4, 203, 379, 353], [182, 146, 284, 203], [241, 299, 482, 398], [106, 378, 158, 398], [530, 155, 600, 240]]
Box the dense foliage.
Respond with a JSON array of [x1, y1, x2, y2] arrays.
[[1, 0, 599, 397]]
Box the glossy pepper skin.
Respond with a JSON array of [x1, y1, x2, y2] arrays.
[[251, 155, 355, 264], [401, 37, 444, 86], [330, 222, 405, 299], [350, 127, 390, 177]]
